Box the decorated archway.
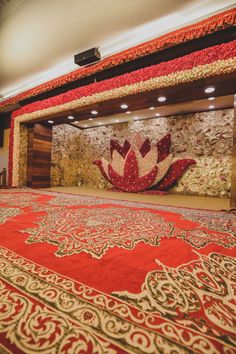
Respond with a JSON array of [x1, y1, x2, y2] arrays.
[[4, 8, 235, 206]]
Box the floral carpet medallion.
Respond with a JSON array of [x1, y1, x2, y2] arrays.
[[22, 206, 172, 258], [0, 207, 21, 224], [21, 201, 236, 258]]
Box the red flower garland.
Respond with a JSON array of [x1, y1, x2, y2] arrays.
[[11, 39, 236, 119], [1, 7, 235, 109]]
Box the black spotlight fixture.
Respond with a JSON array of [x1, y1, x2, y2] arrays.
[[74, 47, 101, 66]]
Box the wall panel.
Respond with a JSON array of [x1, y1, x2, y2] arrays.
[[27, 123, 52, 188]]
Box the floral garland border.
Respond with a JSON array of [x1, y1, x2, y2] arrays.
[[1, 7, 236, 109], [8, 40, 236, 186], [11, 40, 236, 119]]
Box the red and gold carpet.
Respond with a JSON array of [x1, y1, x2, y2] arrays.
[[0, 189, 235, 353]]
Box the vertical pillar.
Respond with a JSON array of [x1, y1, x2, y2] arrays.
[[230, 95, 236, 208], [27, 123, 52, 188]]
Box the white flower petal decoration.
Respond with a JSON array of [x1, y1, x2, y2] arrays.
[[151, 154, 172, 186], [111, 150, 125, 176], [131, 133, 145, 150], [134, 146, 158, 177], [101, 157, 109, 179]]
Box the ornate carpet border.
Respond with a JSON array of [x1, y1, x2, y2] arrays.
[[0, 246, 234, 353]]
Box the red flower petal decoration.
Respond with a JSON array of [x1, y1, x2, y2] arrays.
[[110, 139, 130, 158], [154, 159, 196, 191], [156, 134, 171, 162], [139, 138, 151, 157], [108, 149, 158, 192], [93, 160, 111, 183]]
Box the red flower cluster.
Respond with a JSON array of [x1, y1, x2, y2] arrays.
[[94, 134, 196, 193], [1, 7, 235, 109], [11, 39, 236, 119]]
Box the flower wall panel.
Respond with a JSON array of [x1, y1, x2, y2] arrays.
[[51, 108, 233, 197], [18, 124, 28, 186]]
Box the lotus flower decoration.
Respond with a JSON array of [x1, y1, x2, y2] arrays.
[[93, 133, 196, 193]]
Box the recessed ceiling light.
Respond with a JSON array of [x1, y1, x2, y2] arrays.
[[155, 113, 160, 117], [208, 105, 215, 109], [74, 121, 79, 123], [48, 120, 54, 124], [126, 111, 131, 114], [120, 104, 128, 109], [149, 107, 155, 110], [83, 125, 88, 128], [88, 118, 93, 121], [91, 110, 98, 115], [67, 115, 74, 120], [134, 116, 139, 120], [208, 97, 215, 101], [157, 96, 166, 102], [115, 120, 120, 123], [204, 87, 215, 93], [98, 122, 102, 125]]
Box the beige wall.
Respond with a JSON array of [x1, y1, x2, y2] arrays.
[[51, 109, 234, 198], [0, 128, 10, 180]]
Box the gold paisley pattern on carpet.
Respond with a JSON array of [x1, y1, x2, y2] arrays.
[[113, 252, 236, 352]]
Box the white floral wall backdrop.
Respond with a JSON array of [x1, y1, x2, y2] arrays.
[[51, 108, 233, 197]]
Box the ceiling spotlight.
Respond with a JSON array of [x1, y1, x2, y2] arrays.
[[126, 111, 131, 114], [48, 120, 54, 124], [121, 104, 128, 109], [91, 110, 98, 115], [67, 115, 74, 120], [115, 120, 120, 123], [204, 87, 215, 93], [149, 107, 155, 110], [134, 116, 139, 120], [155, 113, 160, 117], [157, 96, 166, 102], [208, 97, 215, 101], [209, 105, 215, 109], [74, 121, 79, 123], [88, 118, 93, 121], [83, 125, 88, 128], [98, 122, 102, 125]]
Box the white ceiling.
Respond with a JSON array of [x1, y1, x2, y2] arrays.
[[0, 0, 235, 100]]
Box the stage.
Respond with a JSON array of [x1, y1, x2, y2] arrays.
[[44, 186, 231, 211]]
